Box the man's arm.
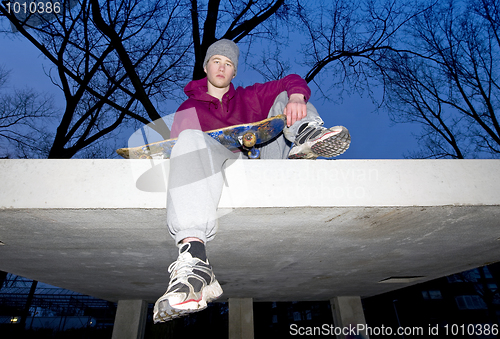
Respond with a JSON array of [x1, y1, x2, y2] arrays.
[[252, 74, 311, 127]]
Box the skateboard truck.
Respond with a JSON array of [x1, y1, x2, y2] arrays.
[[238, 132, 260, 159]]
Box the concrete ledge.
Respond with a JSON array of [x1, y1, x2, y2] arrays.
[[1, 159, 499, 209], [0, 159, 499, 303], [0, 160, 165, 209], [219, 159, 500, 207]]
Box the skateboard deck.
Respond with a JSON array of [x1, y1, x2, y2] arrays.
[[117, 114, 287, 159]]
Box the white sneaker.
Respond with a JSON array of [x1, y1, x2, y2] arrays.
[[288, 123, 351, 159], [153, 243, 223, 322]]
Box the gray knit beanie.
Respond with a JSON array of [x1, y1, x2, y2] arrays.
[[203, 39, 240, 75]]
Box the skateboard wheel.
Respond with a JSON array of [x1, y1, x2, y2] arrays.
[[248, 148, 260, 159], [242, 132, 257, 148]]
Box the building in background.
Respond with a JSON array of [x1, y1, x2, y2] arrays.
[[0, 273, 116, 338], [1, 263, 499, 338]]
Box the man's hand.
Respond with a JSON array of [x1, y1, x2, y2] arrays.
[[284, 93, 307, 127]]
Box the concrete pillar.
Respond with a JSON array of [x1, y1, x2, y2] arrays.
[[330, 296, 369, 339], [111, 300, 148, 339], [228, 298, 254, 339]]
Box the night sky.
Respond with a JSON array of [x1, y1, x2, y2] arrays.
[[1, 33, 422, 159]]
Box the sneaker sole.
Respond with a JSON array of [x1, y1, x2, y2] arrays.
[[289, 126, 351, 159], [153, 280, 223, 323], [311, 126, 350, 157]]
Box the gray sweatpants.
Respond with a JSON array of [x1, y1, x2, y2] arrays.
[[167, 92, 323, 244]]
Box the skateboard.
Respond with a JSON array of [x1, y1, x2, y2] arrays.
[[116, 114, 287, 159]]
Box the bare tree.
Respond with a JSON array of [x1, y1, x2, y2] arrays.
[[381, 0, 500, 158], [270, 0, 500, 159], [1, 0, 191, 158], [0, 0, 295, 158], [295, 0, 426, 96], [0, 66, 56, 158], [249, 45, 291, 81]]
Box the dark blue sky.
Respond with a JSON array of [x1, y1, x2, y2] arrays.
[[1, 33, 422, 159]]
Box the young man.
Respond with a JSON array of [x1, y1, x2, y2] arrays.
[[153, 39, 350, 322]]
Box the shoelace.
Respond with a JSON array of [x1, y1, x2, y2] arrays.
[[168, 253, 195, 283]]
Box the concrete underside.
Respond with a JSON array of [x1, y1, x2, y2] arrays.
[[0, 159, 499, 303]]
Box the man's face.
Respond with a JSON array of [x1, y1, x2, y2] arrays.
[[204, 55, 235, 89]]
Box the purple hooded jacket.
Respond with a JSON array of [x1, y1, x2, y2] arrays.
[[170, 74, 311, 138]]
